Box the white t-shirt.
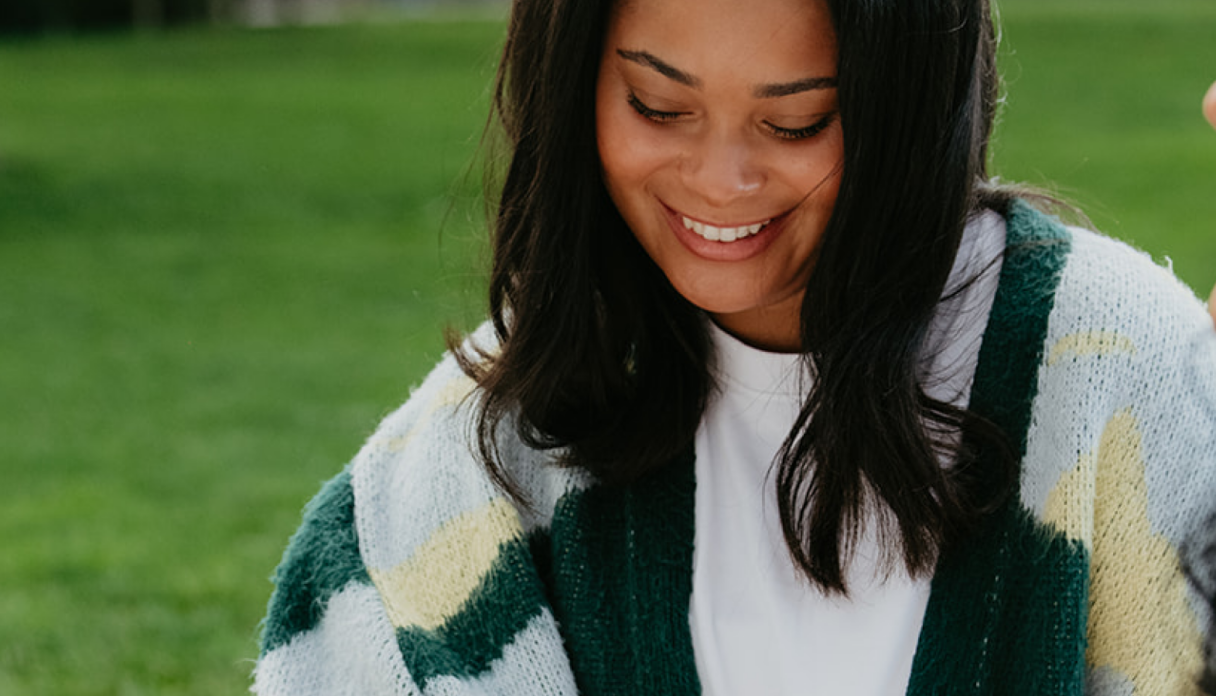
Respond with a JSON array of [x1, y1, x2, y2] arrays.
[[690, 211, 1007, 695]]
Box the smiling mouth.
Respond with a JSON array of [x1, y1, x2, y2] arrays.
[[680, 215, 772, 243]]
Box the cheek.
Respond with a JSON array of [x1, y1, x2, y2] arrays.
[[596, 84, 632, 189], [597, 97, 674, 202], [814, 162, 842, 206], [600, 113, 657, 178], [784, 131, 843, 206]]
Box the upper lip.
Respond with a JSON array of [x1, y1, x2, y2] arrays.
[[665, 203, 777, 228]]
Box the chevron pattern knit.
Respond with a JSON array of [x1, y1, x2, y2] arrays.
[[253, 201, 1216, 695]]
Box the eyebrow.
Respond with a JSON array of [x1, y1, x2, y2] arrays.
[[616, 49, 837, 98], [617, 49, 701, 88], [753, 76, 837, 99]]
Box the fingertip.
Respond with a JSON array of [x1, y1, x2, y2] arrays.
[[1210, 283, 1216, 326], [1205, 81, 1216, 129]]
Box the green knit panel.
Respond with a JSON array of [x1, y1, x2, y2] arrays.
[[909, 504, 1089, 694], [394, 535, 549, 687], [970, 199, 1071, 462], [546, 451, 701, 696], [907, 201, 1089, 694], [260, 468, 371, 654]]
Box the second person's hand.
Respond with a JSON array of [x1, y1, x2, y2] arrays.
[[1206, 82, 1216, 323], [1205, 81, 1216, 128]]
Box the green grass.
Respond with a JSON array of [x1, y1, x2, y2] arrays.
[[0, 20, 501, 695], [1, 3, 1214, 693], [991, 0, 1216, 287]]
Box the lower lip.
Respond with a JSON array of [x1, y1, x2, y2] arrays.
[[664, 205, 787, 262]]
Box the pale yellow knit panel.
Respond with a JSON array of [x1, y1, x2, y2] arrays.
[[373, 373, 477, 454], [1043, 450, 1096, 548], [431, 374, 478, 410], [369, 497, 523, 631], [1046, 331, 1136, 367], [1086, 409, 1203, 694]]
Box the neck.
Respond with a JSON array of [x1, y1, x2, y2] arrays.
[[709, 294, 803, 353]]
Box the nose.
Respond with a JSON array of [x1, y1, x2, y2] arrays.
[[680, 129, 764, 208]]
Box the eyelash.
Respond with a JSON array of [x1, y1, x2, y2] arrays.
[[627, 92, 683, 122], [767, 114, 836, 141], [626, 91, 835, 141]]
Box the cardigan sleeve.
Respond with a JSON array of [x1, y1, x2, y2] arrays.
[[253, 469, 420, 696], [252, 343, 583, 696], [1021, 227, 1216, 694]]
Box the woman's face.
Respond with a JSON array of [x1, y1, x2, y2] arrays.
[[596, 0, 841, 351]]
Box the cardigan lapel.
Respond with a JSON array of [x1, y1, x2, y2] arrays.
[[906, 201, 1088, 695], [542, 201, 1087, 695], [544, 449, 702, 696]]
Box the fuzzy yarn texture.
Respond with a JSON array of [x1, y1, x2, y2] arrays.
[[253, 201, 1216, 695]]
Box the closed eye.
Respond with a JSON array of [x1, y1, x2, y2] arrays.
[[627, 91, 684, 122], [765, 112, 837, 141]]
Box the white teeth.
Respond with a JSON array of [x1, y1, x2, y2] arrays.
[[681, 216, 770, 243]]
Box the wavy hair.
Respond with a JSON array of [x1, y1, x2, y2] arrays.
[[455, 0, 1020, 593]]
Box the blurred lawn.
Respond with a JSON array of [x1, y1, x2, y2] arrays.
[[0, 19, 501, 695], [1, 2, 1214, 694], [991, 0, 1216, 285]]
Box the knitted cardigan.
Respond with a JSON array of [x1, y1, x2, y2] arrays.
[[253, 201, 1216, 695]]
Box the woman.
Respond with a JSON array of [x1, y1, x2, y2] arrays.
[[252, 0, 1216, 693]]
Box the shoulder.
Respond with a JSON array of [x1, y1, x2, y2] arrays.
[[1015, 209, 1216, 557], [1039, 223, 1216, 441], [1045, 226, 1216, 694], [260, 343, 487, 645], [1007, 210, 1216, 692], [344, 323, 595, 586], [1018, 210, 1216, 478], [1000, 200, 1212, 347], [1051, 225, 1213, 353], [257, 324, 593, 690]]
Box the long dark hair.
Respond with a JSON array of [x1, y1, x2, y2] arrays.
[[455, 0, 1019, 593]]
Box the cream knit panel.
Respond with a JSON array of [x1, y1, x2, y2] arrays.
[[252, 581, 419, 696], [1021, 229, 1216, 694]]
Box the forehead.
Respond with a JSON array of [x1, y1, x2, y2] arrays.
[[605, 0, 837, 80]]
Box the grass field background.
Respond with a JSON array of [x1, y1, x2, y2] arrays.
[[1, 2, 1214, 693]]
